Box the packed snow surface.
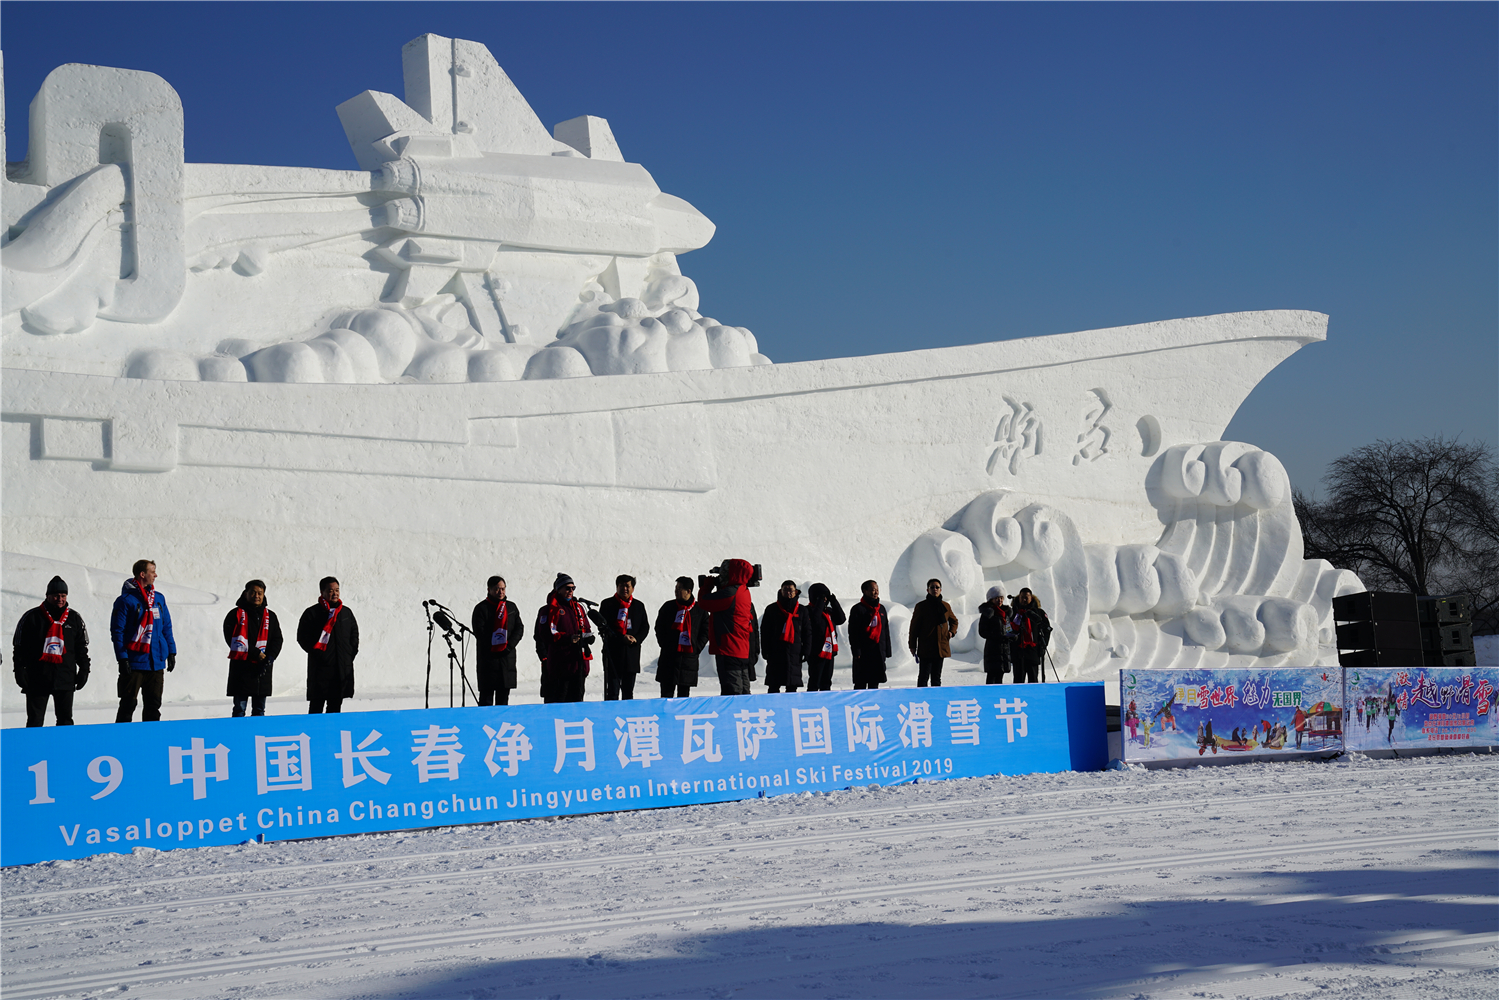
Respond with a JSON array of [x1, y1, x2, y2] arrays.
[[2, 753, 1495, 999]]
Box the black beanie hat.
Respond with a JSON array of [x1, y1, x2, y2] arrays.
[[45, 576, 68, 595], [554, 573, 574, 591]]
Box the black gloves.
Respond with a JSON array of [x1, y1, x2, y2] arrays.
[[167, 654, 176, 672], [118, 659, 130, 676], [75, 669, 89, 691]]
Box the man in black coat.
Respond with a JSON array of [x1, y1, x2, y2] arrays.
[[472, 575, 524, 706], [223, 579, 284, 717], [846, 580, 893, 690], [591, 574, 651, 701], [297, 576, 359, 713], [12, 576, 90, 727], [655, 576, 708, 698], [803, 583, 846, 692], [760, 580, 805, 693]]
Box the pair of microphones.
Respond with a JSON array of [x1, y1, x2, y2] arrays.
[[423, 599, 469, 638]]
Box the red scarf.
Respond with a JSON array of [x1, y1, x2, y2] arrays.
[[549, 597, 593, 661], [675, 599, 695, 650], [489, 599, 510, 653], [614, 596, 633, 636], [779, 600, 800, 643], [41, 605, 69, 663], [127, 581, 155, 652], [315, 599, 342, 651], [1016, 611, 1037, 649], [229, 606, 270, 660], [815, 609, 838, 659], [862, 598, 885, 643]]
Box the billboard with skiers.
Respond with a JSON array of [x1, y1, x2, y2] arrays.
[[1343, 667, 1498, 752], [1119, 668, 1344, 763]]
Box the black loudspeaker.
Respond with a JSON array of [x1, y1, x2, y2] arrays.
[[1339, 648, 1426, 668], [1420, 622, 1474, 653], [1437, 650, 1477, 667], [1338, 619, 1422, 651], [1333, 591, 1419, 623], [1417, 595, 1472, 625]]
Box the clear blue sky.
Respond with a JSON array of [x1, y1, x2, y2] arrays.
[[4, 2, 1494, 493]]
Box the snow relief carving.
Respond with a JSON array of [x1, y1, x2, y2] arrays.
[[986, 396, 1042, 477]]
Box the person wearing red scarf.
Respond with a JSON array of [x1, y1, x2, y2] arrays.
[[471, 575, 524, 706], [803, 583, 846, 692], [847, 580, 893, 690], [296, 576, 359, 713], [111, 559, 177, 722], [1009, 588, 1052, 683], [223, 579, 283, 716], [978, 586, 1014, 684], [12, 576, 90, 727], [760, 580, 806, 693], [654, 576, 708, 698], [535, 573, 593, 703], [590, 574, 651, 701]]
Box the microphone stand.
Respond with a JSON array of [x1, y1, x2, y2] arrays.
[[431, 600, 479, 707], [422, 601, 436, 709]]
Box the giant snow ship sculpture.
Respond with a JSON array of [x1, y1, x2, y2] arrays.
[[0, 36, 1363, 709]]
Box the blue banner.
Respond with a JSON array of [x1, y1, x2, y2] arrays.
[[1120, 668, 1344, 763], [1343, 666, 1498, 752], [2, 684, 1104, 866]]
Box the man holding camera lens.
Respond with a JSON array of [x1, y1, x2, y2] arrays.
[[536, 573, 593, 703], [698, 559, 760, 696]]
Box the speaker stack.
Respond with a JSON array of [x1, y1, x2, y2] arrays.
[[1333, 592, 1423, 668], [1418, 595, 1476, 667]]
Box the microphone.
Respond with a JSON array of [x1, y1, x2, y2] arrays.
[[433, 609, 458, 636]]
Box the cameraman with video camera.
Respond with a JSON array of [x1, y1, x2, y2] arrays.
[[698, 559, 761, 696], [535, 573, 594, 703]]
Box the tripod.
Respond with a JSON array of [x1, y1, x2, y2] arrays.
[[428, 599, 478, 707]]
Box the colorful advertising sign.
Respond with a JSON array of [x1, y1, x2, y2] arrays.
[[1120, 668, 1343, 763], [2, 684, 1105, 866], [1343, 667, 1498, 752]]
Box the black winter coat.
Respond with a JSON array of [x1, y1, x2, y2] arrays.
[[536, 597, 593, 678], [655, 598, 708, 688], [803, 596, 846, 668], [846, 598, 892, 686], [472, 598, 524, 691], [978, 602, 1013, 677], [1010, 603, 1052, 653], [223, 600, 284, 698], [297, 601, 359, 701], [591, 596, 651, 675], [760, 598, 806, 688], [13, 604, 91, 693]]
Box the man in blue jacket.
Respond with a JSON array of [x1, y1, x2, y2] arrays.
[[111, 559, 177, 722]]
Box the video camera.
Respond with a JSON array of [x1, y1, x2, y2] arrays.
[[701, 559, 763, 592]]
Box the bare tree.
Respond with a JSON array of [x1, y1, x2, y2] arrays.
[[1295, 436, 1499, 634]]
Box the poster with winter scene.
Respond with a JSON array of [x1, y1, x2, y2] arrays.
[[1343, 667, 1498, 752], [1119, 668, 1344, 763]]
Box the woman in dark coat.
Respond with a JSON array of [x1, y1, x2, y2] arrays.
[[802, 583, 845, 692], [1009, 587, 1051, 684], [655, 576, 708, 698], [223, 579, 284, 717], [760, 580, 806, 693], [977, 586, 1012, 684]]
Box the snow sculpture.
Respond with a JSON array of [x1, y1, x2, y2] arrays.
[[1, 36, 1361, 712]]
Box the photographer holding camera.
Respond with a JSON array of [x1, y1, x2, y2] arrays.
[[698, 559, 761, 696], [535, 573, 594, 703]]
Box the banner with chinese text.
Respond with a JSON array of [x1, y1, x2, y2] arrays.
[[1343, 666, 1498, 752], [1120, 668, 1344, 763], [1, 683, 1105, 866]]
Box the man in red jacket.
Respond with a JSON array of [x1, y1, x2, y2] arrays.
[[699, 559, 760, 695]]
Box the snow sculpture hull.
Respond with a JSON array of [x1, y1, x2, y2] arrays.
[[1, 308, 1359, 708]]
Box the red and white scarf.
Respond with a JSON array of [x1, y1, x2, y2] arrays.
[[41, 605, 69, 664], [229, 606, 270, 661], [126, 581, 156, 652], [315, 599, 342, 651], [675, 599, 695, 650], [862, 598, 885, 644], [548, 598, 593, 661], [614, 596, 633, 636], [489, 599, 510, 653], [815, 609, 838, 659], [777, 599, 800, 643]]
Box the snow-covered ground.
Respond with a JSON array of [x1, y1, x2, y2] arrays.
[[3, 752, 1494, 999]]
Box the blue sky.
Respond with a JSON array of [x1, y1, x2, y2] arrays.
[[3, 2, 1494, 493]]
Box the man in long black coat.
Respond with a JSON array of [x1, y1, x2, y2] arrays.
[[803, 583, 846, 692], [223, 579, 284, 717], [591, 574, 651, 701], [297, 576, 359, 713], [12, 576, 90, 727], [472, 575, 524, 706], [655, 576, 708, 698], [846, 580, 893, 690], [760, 580, 805, 693]]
